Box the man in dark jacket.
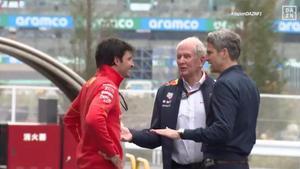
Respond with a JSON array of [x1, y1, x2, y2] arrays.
[[122, 37, 215, 169], [152, 30, 260, 169]]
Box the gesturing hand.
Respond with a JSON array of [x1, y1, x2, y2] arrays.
[[121, 126, 133, 142], [150, 128, 180, 140]]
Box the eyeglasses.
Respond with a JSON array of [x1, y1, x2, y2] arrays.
[[119, 92, 128, 111]]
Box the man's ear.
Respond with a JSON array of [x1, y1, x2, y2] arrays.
[[114, 57, 121, 66], [200, 55, 207, 63], [223, 48, 229, 56]]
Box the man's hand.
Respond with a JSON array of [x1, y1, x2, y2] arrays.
[[121, 126, 133, 142], [99, 152, 123, 169], [110, 155, 123, 169], [150, 128, 180, 140]]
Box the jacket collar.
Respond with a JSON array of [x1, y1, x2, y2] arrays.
[[96, 65, 124, 87], [218, 65, 242, 79], [182, 70, 206, 91]]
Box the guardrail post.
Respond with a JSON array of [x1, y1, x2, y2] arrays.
[[136, 157, 150, 169], [151, 148, 161, 165], [11, 86, 16, 122], [125, 153, 136, 169]]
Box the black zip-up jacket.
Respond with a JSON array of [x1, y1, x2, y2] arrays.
[[130, 76, 215, 169], [182, 65, 260, 160]]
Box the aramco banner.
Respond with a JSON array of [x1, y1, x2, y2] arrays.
[[8, 15, 74, 29], [1, 14, 299, 33]]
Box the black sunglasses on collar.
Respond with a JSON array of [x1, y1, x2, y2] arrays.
[[119, 92, 128, 111]]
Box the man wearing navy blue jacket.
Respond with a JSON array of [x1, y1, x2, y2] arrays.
[[122, 37, 215, 169], [153, 29, 260, 169]]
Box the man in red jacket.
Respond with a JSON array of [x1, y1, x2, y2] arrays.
[[64, 38, 134, 169]]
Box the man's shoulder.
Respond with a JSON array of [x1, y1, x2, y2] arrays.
[[163, 79, 179, 87], [84, 77, 97, 87], [218, 70, 244, 84], [205, 75, 216, 84], [156, 79, 180, 94], [85, 76, 117, 90]]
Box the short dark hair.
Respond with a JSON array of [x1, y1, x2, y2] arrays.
[[207, 29, 241, 60], [95, 38, 134, 68]]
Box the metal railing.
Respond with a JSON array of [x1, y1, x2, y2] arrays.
[[125, 153, 150, 169], [0, 85, 60, 122], [125, 139, 300, 166], [2, 85, 300, 167]]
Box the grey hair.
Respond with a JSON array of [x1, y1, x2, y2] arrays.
[[176, 36, 206, 57], [207, 29, 241, 60]]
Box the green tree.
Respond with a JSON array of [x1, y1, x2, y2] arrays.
[[232, 0, 286, 93]]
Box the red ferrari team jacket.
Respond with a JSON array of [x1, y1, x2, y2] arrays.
[[64, 65, 124, 169]]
